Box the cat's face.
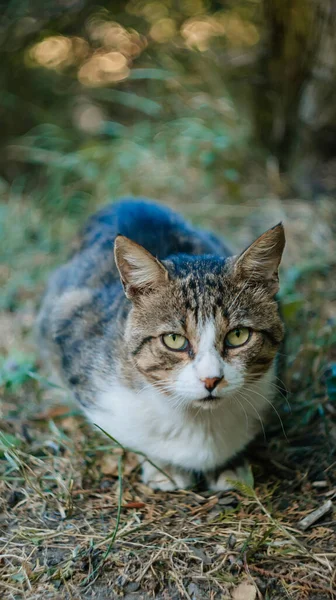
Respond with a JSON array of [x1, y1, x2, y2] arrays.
[[115, 225, 285, 410]]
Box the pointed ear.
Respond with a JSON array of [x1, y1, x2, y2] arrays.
[[234, 223, 285, 294], [114, 235, 169, 299]]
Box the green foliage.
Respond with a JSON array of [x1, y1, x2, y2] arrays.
[[0, 431, 22, 454], [0, 353, 35, 390], [325, 364, 336, 403], [0, 0, 259, 209], [0, 195, 70, 310]]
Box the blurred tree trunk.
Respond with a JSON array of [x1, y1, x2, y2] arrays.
[[255, 0, 325, 170]]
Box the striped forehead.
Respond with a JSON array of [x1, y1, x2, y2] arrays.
[[180, 274, 228, 322]]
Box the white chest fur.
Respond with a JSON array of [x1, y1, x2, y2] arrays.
[[86, 371, 273, 472]]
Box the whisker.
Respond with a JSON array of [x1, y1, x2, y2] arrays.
[[266, 382, 292, 412], [243, 384, 288, 440], [136, 382, 166, 396], [135, 380, 187, 410], [272, 374, 290, 392], [244, 377, 291, 412], [232, 393, 249, 432], [170, 394, 189, 411], [235, 389, 267, 441]]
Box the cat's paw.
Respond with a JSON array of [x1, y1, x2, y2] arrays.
[[142, 461, 193, 491], [206, 468, 240, 492], [207, 462, 253, 492]]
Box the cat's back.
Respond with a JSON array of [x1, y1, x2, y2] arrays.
[[36, 199, 230, 365], [78, 198, 229, 260]]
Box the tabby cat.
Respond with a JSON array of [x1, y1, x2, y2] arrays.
[[37, 199, 285, 490]]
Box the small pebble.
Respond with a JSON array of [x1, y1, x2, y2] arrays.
[[190, 546, 212, 565], [125, 581, 140, 593], [8, 490, 25, 508], [219, 495, 235, 506], [44, 440, 60, 455], [116, 575, 127, 588], [100, 478, 113, 490], [227, 533, 237, 550], [187, 582, 201, 599]]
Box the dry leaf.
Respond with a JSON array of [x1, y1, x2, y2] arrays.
[[61, 416, 81, 433], [34, 404, 73, 420], [124, 451, 139, 475], [100, 450, 139, 476], [136, 482, 156, 496], [232, 582, 257, 600], [100, 450, 122, 475], [123, 501, 146, 509]]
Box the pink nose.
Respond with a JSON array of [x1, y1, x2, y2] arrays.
[[201, 377, 223, 393]]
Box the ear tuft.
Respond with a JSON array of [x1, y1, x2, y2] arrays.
[[235, 223, 285, 294], [114, 235, 169, 299]]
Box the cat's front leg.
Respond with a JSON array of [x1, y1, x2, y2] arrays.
[[205, 469, 240, 492], [142, 460, 194, 491]]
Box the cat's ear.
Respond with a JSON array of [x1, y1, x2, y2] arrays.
[[114, 235, 169, 299], [234, 223, 285, 294]]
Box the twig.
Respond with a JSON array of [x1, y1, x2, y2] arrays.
[[298, 500, 333, 531]]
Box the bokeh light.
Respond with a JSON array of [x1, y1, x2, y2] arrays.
[[181, 17, 224, 51], [87, 18, 147, 58], [73, 101, 105, 133], [221, 14, 259, 47], [78, 51, 130, 86], [127, 0, 169, 20], [29, 35, 89, 70], [29, 36, 73, 69], [150, 18, 177, 43], [181, 13, 259, 51]]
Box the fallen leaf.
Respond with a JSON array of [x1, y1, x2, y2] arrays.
[[190, 496, 218, 515], [100, 450, 139, 476], [232, 582, 256, 600], [123, 502, 146, 509], [61, 416, 81, 433], [124, 452, 139, 475], [33, 404, 74, 420], [100, 452, 122, 476]]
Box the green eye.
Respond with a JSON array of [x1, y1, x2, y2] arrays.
[[162, 333, 189, 351], [225, 327, 251, 348]]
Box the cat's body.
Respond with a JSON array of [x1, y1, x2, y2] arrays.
[[37, 199, 285, 490]]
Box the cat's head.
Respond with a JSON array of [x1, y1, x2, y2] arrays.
[[114, 225, 285, 410]]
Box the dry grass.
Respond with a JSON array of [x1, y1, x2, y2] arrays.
[[0, 194, 335, 599]]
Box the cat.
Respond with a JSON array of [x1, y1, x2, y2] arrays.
[[37, 199, 285, 491]]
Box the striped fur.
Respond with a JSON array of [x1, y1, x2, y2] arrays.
[[37, 199, 285, 490]]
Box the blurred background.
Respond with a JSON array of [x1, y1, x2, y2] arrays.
[[3, 0, 336, 194], [0, 0, 335, 396]]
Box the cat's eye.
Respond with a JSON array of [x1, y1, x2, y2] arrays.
[[225, 327, 251, 348], [162, 333, 189, 351]]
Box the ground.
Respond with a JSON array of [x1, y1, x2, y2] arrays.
[[0, 192, 335, 599]]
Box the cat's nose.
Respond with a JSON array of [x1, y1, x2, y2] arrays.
[[201, 376, 223, 393]]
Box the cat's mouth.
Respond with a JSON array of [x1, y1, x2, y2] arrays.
[[193, 394, 222, 408], [202, 394, 217, 401]]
